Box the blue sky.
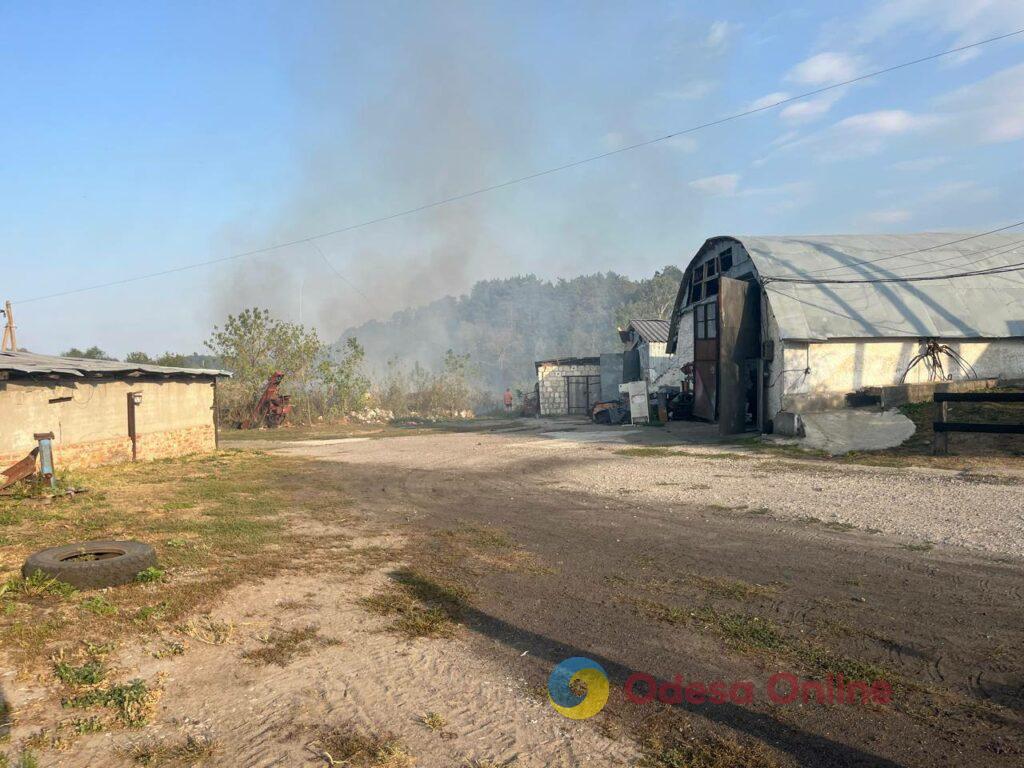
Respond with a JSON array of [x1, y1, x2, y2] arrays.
[[3, 0, 1023, 356]]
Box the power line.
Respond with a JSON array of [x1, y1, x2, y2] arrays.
[[310, 240, 375, 309], [763, 260, 1024, 286], [13, 28, 1024, 306], [795, 221, 1024, 276]]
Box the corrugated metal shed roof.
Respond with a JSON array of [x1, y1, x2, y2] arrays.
[[620, 319, 670, 343], [726, 233, 1024, 341], [534, 356, 601, 369], [0, 351, 231, 378]]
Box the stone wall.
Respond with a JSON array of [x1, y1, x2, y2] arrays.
[[0, 377, 218, 470], [536, 363, 601, 416]]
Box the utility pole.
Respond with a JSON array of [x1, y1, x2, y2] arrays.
[[1, 300, 16, 352]]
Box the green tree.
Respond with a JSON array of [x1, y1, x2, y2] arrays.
[[61, 346, 115, 360], [124, 351, 154, 364], [317, 337, 371, 417]]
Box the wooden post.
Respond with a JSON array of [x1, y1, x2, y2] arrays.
[[1, 301, 16, 352], [933, 397, 949, 454], [127, 392, 138, 461]]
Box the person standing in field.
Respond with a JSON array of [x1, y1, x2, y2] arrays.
[[504, 388, 514, 414]]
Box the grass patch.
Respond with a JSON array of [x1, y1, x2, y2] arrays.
[[63, 679, 158, 727], [1, 572, 77, 602], [241, 625, 337, 667], [823, 520, 856, 531], [124, 734, 217, 766], [81, 596, 118, 617], [53, 656, 106, 687], [360, 568, 468, 639], [901, 541, 934, 552], [134, 567, 165, 584], [308, 725, 414, 768], [639, 732, 780, 768], [420, 712, 447, 731], [614, 448, 678, 458], [633, 599, 688, 625], [0, 450, 355, 674]]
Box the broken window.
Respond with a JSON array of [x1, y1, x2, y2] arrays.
[[720, 247, 733, 272]]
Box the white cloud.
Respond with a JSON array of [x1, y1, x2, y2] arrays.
[[749, 92, 790, 111], [891, 156, 949, 172], [779, 92, 843, 123], [851, 0, 1024, 57], [786, 52, 862, 86], [661, 80, 718, 101], [834, 110, 934, 136], [867, 209, 912, 224], [661, 135, 699, 153], [689, 174, 739, 196], [704, 21, 736, 50], [935, 62, 1024, 143]]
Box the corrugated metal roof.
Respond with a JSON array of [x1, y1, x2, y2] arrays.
[[621, 319, 670, 344], [723, 233, 1024, 341], [0, 351, 231, 378], [534, 356, 601, 369]]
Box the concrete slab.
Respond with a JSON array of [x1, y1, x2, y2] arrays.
[[798, 408, 916, 455]]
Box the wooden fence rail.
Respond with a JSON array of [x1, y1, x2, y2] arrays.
[[932, 391, 1024, 454]]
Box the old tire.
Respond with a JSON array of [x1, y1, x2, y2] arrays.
[[22, 540, 157, 589]]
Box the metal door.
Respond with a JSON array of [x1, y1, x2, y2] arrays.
[[565, 375, 600, 415], [718, 277, 762, 435]]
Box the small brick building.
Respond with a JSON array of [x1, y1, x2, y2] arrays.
[[0, 351, 229, 470], [535, 357, 601, 416]]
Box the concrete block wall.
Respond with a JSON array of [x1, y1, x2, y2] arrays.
[[537, 363, 601, 416], [0, 377, 218, 470]]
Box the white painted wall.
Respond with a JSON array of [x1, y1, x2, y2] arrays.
[[767, 336, 1024, 416]]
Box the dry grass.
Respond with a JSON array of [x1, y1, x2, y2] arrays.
[[0, 451, 356, 674], [124, 733, 218, 766], [360, 568, 469, 638], [241, 625, 338, 667], [307, 724, 414, 768]]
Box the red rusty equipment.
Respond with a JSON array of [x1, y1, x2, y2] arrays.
[[243, 371, 293, 429]]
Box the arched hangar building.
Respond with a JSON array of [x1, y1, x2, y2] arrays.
[[665, 233, 1024, 434]]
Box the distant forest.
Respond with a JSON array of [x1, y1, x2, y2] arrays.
[[335, 266, 684, 394]]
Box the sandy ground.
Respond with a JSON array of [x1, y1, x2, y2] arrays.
[[14, 538, 634, 768], [10, 423, 1024, 767]]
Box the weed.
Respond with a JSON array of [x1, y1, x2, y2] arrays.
[[63, 679, 158, 727], [746, 507, 772, 516], [80, 596, 118, 617], [134, 567, 166, 584], [360, 569, 467, 639], [2, 572, 77, 602], [242, 625, 337, 667], [614, 448, 678, 458], [53, 656, 107, 687], [420, 712, 446, 731], [152, 639, 185, 659], [901, 541, 934, 552], [309, 724, 414, 767], [14, 751, 39, 768], [134, 604, 167, 623], [639, 732, 779, 768], [178, 616, 234, 645], [71, 717, 106, 734], [125, 734, 217, 766], [633, 599, 688, 625], [823, 520, 856, 531]]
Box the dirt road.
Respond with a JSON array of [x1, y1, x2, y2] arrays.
[[269, 423, 1024, 767]]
